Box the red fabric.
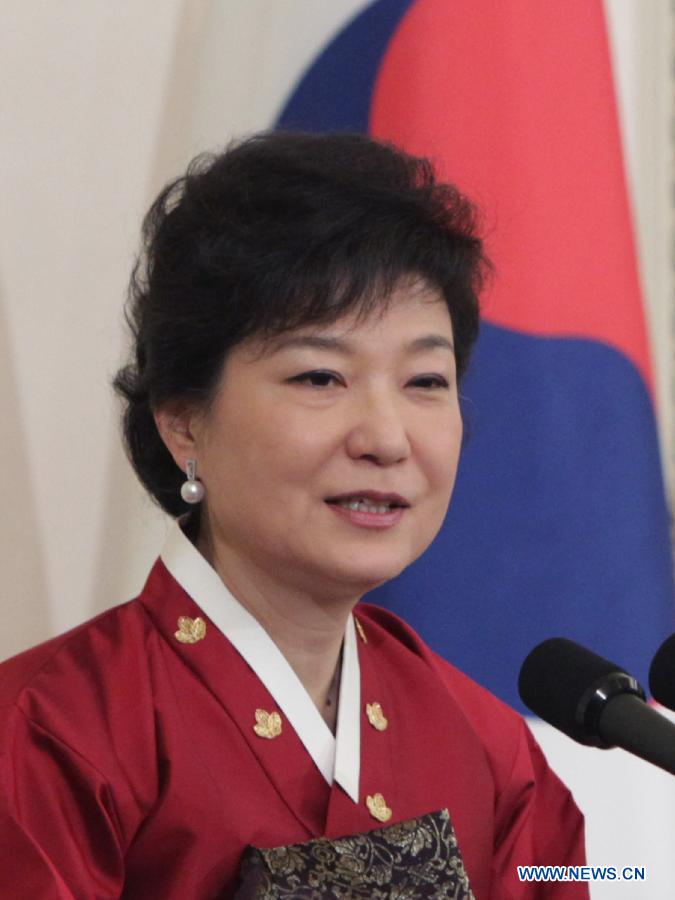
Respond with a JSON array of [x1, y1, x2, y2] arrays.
[[0, 559, 587, 898]]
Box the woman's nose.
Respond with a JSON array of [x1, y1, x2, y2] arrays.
[[344, 394, 411, 466]]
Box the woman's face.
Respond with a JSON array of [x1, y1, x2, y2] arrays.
[[187, 279, 463, 599]]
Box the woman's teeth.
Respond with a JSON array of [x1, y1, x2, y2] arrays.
[[336, 499, 394, 514]]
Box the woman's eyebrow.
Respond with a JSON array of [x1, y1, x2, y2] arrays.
[[406, 335, 455, 354], [272, 335, 352, 354], [271, 333, 454, 355]]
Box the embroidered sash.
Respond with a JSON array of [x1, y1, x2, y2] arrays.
[[234, 808, 474, 899]]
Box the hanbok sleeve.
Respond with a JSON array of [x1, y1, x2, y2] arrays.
[[423, 645, 588, 899], [489, 718, 588, 898], [0, 704, 126, 899]]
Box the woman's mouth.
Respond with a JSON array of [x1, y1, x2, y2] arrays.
[[325, 493, 409, 528], [333, 498, 398, 514]]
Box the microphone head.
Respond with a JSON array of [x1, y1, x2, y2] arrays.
[[518, 637, 644, 747], [649, 633, 675, 711]]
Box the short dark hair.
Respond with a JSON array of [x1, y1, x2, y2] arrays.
[[113, 131, 486, 516]]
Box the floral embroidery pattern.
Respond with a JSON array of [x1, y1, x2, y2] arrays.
[[235, 809, 474, 898]]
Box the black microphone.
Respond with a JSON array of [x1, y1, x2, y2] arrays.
[[518, 637, 675, 776], [649, 633, 675, 712]]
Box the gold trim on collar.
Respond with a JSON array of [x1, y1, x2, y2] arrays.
[[355, 618, 368, 644]]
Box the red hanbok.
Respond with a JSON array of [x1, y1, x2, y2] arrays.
[[0, 530, 587, 898]]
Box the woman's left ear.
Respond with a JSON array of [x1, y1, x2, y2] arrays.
[[153, 403, 201, 472]]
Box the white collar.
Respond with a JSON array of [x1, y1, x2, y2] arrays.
[[160, 521, 361, 803]]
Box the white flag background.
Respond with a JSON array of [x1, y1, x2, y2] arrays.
[[1, 1, 673, 896]]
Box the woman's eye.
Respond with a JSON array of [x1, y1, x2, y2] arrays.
[[408, 375, 450, 389], [290, 370, 342, 388]]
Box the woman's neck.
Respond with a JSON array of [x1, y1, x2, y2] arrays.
[[196, 522, 355, 732]]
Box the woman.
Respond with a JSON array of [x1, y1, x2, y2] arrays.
[[0, 132, 587, 898]]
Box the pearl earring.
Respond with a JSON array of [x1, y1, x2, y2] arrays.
[[180, 459, 205, 504]]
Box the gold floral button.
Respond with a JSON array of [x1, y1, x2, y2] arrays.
[[253, 709, 283, 739], [366, 793, 392, 823], [174, 616, 206, 643], [365, 702, 388, 731]]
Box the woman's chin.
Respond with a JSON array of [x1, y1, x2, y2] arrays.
[[319, 554, 411, 596]]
